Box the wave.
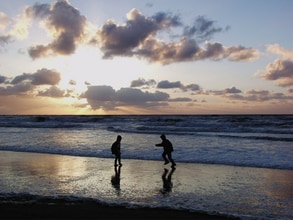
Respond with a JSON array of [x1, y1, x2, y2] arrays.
[[1, 115, 293, 135], [1, 148, 292, 170]]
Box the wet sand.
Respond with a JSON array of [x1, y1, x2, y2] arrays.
[[0, 151, 292, 219], [0, 196, 238, 219]]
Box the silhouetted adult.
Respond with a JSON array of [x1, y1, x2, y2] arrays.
[[155, 134, 176, 167], [111, 135, 122, 166]]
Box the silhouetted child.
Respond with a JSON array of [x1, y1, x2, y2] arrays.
[[111, 135, 122, 166], [155, 134, 176, 167]]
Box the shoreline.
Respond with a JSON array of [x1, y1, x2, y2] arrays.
[[0, 195, 239, 220], [1, 150, 292, 220]]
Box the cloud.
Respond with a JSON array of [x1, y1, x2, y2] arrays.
[[0, 68, 61, 96], [0, 75, 7, 84], [95, 9, 258, 64], [183, 84, 201, 92], [0, 12, 12, 30], [157, 80, 182, 89], [261, 59, 293, 87], [0, 81, 34, 95], [69, 79, 76, 85], [267, 44, 293, 60], [83, 85, 169, 110], [225, 89, 293, 102], [157, 80, 200, 92], [183, 16, 230, 41], [38, 85, 68, 97], [0, 35, 13, 48], [98, 8, 181, 58], [168, 97, 192, 102], [10, 68, 61, 85], [26, 0, 88, 58], [117, 87, 169, 104], [208, 86, 242, 95], [136, 38, 259, 64], [130, 78, 156, 87]]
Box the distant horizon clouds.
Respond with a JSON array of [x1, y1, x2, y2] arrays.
[[0, 0, 292, 114]]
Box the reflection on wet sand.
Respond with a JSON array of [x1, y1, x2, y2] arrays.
[[111, 165, 121, 195], [160, 167, 176, 194], [0, 151, 292, 220]]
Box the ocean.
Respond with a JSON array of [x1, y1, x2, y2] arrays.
[[0, 115, 292, 219], [0, 115, 292, 169]]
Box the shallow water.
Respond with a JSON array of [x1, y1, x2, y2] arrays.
[[0, 151, 292, 220]]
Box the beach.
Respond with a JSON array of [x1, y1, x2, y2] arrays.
[[0, 196, 238, 219], [0, 151, 292, 219]]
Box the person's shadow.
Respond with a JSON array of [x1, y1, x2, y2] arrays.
[[160, 167, 176, 195], [111, 165, 121, 195]]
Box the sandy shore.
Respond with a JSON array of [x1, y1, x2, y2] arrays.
[[0, 196, 238, 219], [0, 151, 292, 219]]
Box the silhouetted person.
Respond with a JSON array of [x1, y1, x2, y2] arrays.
[[155, 134, 176, 167], [160, 167, 176, 194], [111, 135, 122, 166]]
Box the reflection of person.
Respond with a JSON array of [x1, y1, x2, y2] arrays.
[[155, 134, 176, 167], [160, 167, 176, 194], [111, 135, 122, 167], [111, 165, 121, 191]]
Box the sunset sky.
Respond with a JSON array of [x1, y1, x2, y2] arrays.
[[0, 0, 292, 114]]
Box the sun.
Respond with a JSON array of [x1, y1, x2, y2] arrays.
[[50, 46, 148, 93]]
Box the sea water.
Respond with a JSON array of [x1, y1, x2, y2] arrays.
[[0, 115, 292, 219], [0, 115, 292, 169]]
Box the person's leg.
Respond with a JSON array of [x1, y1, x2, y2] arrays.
[[162, 152, 169, 164], [117, 153, 122, 166], [167, 152, 176, 166], [114, 156, 118, 166]]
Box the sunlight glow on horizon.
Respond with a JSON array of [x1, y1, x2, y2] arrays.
[[0, 0, 292, 115]]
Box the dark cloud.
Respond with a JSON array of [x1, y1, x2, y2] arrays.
[[157, 80, 182, 89], [27, 0, 87, 59], [261, 59, 293, 87], [10, 68, 61, 85], [225, 89, 293, 102], [130, 78, 156, 87], [0, 75, 7, 84], [0, 82, 34, 95], [152, 11, 182, 27], [0, 69, 61, 96], [38, 85, 67, 97], [168, 97, 192, 102], [83, 85, 169, 110], [183, 84, 200, 92], [136, 38, 259, 64], [98, 9, 181, 58], [21, 3, 259, 65], [0, 35, 12, 47], [157, 80, 200, 92], [96, 9, 258, 64], [208, 86, 242, 95], [183, 16, 230, 41], [25, 2, 50, 18], [117, 87, 169, 104]]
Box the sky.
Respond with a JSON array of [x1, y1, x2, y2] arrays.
[[0, 0, 293, 115]]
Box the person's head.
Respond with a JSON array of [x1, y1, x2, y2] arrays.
[[117, 135, 122, 141], [160, 134, 166, 140]]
